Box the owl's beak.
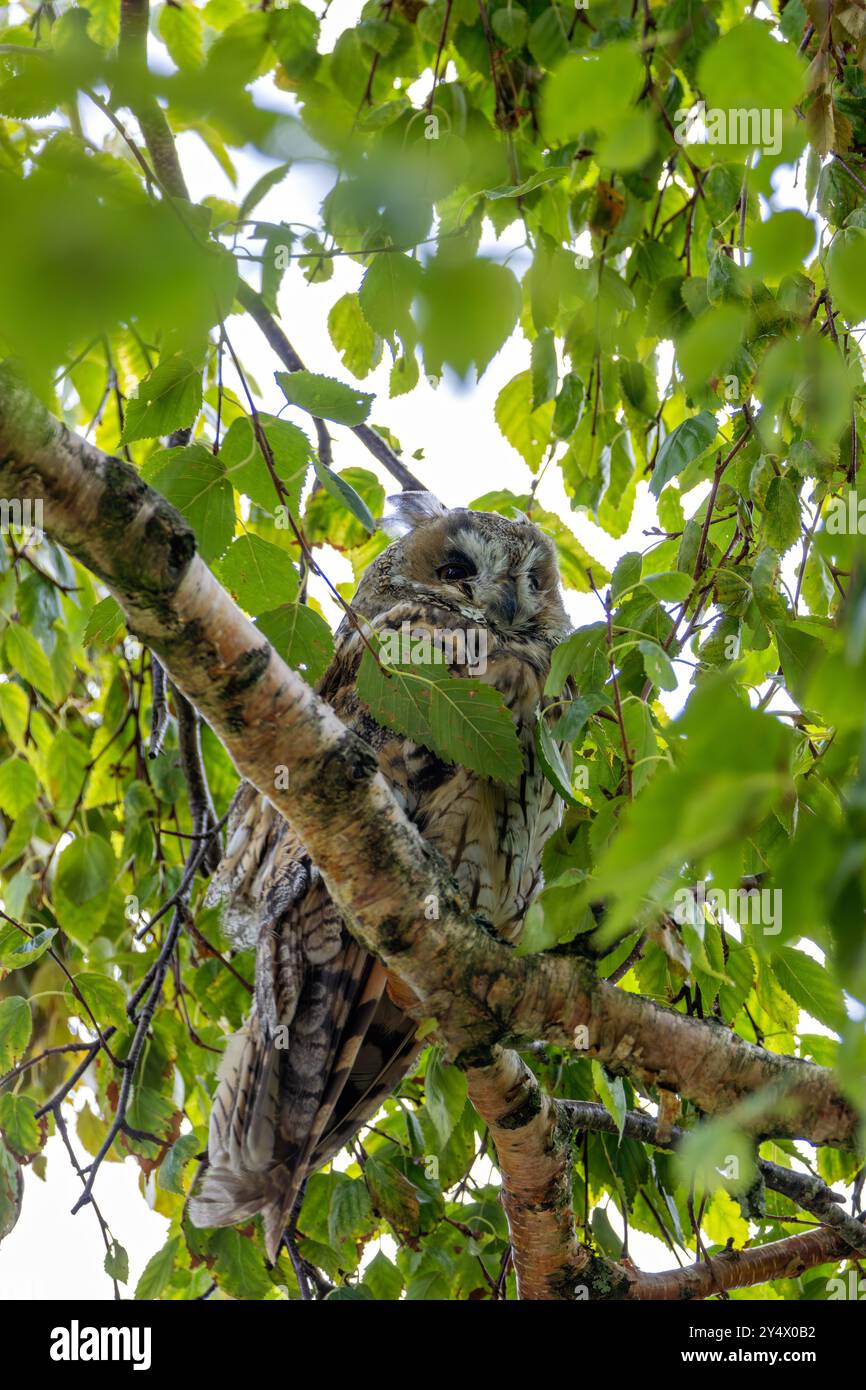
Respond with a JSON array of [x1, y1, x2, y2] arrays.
[[493, 578, 518, 626]]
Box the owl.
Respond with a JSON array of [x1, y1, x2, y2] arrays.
[[188, 493, 572, 1260]]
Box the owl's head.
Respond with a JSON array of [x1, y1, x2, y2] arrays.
[[351, 492, 571, 645]]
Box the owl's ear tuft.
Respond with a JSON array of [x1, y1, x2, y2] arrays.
[[380, 491, 448, 539]]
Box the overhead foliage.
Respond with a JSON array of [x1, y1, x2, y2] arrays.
[[0, 0, 865, 1303]]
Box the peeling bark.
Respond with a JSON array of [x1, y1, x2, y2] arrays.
[[466, 1050, 625, 1300], [0, 368, 858, 1159], [625, 1226, 850, 1300]]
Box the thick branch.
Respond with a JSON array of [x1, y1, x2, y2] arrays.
[[625, 1225, 850, 1300], [466, 1050, 624, 1300], [562, 1101, 866, 1257], [0, 370, 859, 1160]]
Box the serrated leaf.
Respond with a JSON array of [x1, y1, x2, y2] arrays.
[[121, 356, 202, 443], [0, 1092, 41, 1157], [650, 412, 718, 498], [0, 757, 39, 816], [146, 444, 235, 562], [357, 651, 523, 784], [774, 947, 847, 1033], [4, 625, 55, 701], [0, 998, 31, 1071], [134, 1235, 180, 1300], [535, 715, 575, 802], [494, 371, 554, 471], [64, 972, 127, 1029], [215, 534, 299, 616], [313, 458, 376, 532], [83, 595, 125, 646], [638, 639, 677, 691], [255, 603, 334, 685], [158, 1132, 201, 1195], [592, 1061, 627, 1138], [104, 1240, 130, 1285], [358, 252, 421, 345], [0, 926, 56, 970], [425, 1047, 467, 1148], [328, 292, 382, 379], [276, 370, 373, 425]]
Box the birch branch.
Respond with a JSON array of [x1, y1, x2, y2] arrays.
[[0, 368, 859, 1163]]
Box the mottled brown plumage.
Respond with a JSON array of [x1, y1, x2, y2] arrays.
[[188, 494, 572, 1259]]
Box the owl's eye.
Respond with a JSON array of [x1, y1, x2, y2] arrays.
[[528, 572, 541, 592], [437, 559, 476, 584]]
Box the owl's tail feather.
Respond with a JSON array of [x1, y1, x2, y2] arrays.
[[187, 1025, 305, 1264], [188, 1161, 302, 1265]]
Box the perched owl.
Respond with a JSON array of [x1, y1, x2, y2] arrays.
[[188, 493, 572, 1260]]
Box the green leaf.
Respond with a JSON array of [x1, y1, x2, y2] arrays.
[[215, 534, 299, 616], [0, 1138, 23, 1243], [146, 444, 235, 562], [358, 252, 422, 345], [482, 165, 572, 199], [491, 3, 527, 47], [0, 926, 57, 970], [365, 1250, 404, 1301], [592, 1061, 627, 1138], [638, 639, 677, 691], [238, 163, 291, 221], [535, 715, 575, 802], [220, 415, 310, 512], [64, 972, 127, 1029], [425, 1047, 467, 1148], [104, 1240, 130, 1285], [763, 475, 801, 553], [158, 1133, 201, 1196], [0, 1092, 40, 1157], [328, 1176, 372, 1247], [313, 457, 376, 533], [749, 210, 815, 285], [774, 947, 847, 1033], [641, 570, 693, 602], [275, 370, 374, 425], [121, 355, 202, 443], [650, 412, 718, 497], [328, 292, 382, 379], [698, 20, 804, 125], [4, 625, 55, 701], [159, 1, 204, 69], [0, 757, 39, 816], [0, 997, 31, 1071], [611, 552, 642, 602], [357, 651, 524, 784], [542, 43, 644, 143], [494, 371, 554, 471], [271, 3, 320, 79], [416, 257, 521, 379], [256, 603, 334, 685], [54, 834, 116, 943], [84, 595, 125, 646], [826, 226, 866, 325], [531, 329, 557, 408], [134, 1235, 180, 1300], [551, 372, 584, 439]]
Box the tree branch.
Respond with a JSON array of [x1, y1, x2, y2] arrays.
[[561, 1101, 866, 1257], [0, 368, 861, 1302], [235, 283, 428, 492], [466, 1049, 624, 1300], [625, 1225, 851, 1300]]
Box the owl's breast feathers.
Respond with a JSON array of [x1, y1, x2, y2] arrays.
[[189, 602, 568, 1259]]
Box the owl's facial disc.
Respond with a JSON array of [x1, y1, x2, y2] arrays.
[[401, 513, 566, 636]]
